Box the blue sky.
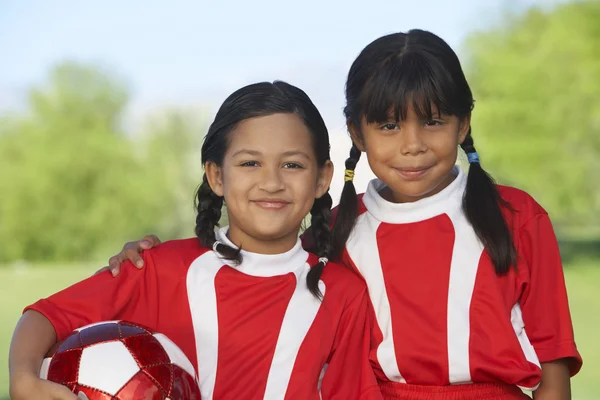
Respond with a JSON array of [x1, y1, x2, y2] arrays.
[[0, 0, 560, 120], [0, 0, 561, 198]]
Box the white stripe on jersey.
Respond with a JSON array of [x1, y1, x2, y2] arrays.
[[187, 252, 326, 399], [511, 303, 541, 391], [187, 251, 225, 398], [346, 212, 405, 383], [263, 263, 325, 398], [446, 209, 484, 383]]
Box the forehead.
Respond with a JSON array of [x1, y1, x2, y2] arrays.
[[227, 113, 314, 154]]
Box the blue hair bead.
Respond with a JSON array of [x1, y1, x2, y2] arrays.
[[467, 152, 480, 164]]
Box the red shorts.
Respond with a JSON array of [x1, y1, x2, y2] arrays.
[[378, 381, 531, 400]]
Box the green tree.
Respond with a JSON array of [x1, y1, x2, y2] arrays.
[[0, 62, 202, 263], [466, 0, 600, 236], [140, 108, 206, 239]]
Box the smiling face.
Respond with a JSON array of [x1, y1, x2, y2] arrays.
[[352, 104, 470, 203], [206, 113, 333, 254]]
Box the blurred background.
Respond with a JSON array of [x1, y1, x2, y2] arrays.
[[0, 0, 598, 398]]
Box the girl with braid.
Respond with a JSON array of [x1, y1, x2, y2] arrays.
[[9, 81, 382, 400], [327, 30, 582, 399], [105, 30, 582, 399]]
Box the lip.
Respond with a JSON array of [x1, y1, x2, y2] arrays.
[[251, 199, 292, 210], [393, 165, 433, 180]]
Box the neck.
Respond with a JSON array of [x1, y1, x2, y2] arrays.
[[226, 224, 300, 255]]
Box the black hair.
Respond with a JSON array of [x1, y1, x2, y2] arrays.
[[331, 29, 516, 275], [195, 81, 333, 298]]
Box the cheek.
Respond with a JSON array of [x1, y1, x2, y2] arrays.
[[364, 138, 395, 164], [289, 173, 319, 200], [428, 131, 461, 156], [221, 169, 249, 200]]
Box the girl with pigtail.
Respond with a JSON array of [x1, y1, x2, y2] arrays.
[[104, 30, 582, 399], [331, 30, 581, 399], [9, 81, 382, 400]]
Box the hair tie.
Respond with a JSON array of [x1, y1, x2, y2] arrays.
[[344, 169, 355, 182], [467, 151, 480, 164], [318, 257, 329, 265], [212, 240, 222, 253]]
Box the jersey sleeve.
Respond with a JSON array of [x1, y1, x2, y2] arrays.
[[320, 287, 383, 400], [24, 251, 161, 341], [518, 212, 582, 375]]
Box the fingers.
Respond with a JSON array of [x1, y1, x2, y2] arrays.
[[103, 235, 162, 277], [142, 234, 162, 248], [127, 235, 161, 268], [124, 241, 145, 269], [93, 266, 111, 276], [107, 255, 123, 277]]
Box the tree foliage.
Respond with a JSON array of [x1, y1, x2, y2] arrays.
[[0, 62, 205, 263], [466, 0, 600, 235]]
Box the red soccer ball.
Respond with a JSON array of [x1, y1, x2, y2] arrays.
[[39, 320, 201, 399]]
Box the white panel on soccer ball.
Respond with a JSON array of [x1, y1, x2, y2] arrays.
[[78, 341, 140, 395], [153, 333, 197, 380], [39, 358, 51, 379]]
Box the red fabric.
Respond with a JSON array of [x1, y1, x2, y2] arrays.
[[336, 177, 581, 388], [379, 381, 530, 400], [25, 239, 382, 399]]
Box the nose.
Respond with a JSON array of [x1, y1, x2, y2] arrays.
[[400, 124, 427, 155], [258, 165, 285, 193]]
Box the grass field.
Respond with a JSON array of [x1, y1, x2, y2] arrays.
[[0, 260, 598, 399]]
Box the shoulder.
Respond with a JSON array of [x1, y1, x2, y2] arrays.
[[142, 237, 211, 270], [312, 255, 367, 300], [497, 185, 548, 229]]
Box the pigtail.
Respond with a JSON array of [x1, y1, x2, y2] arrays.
[[306, 192, 333, 300], [461, 128, 516, 274], [330, 143, 362, 260], [194, 174, 241, 263]]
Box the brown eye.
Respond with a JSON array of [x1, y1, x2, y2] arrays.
[[240, 161, 260, 167], [380, 123, 398, 131], [283, 162, 303, 169], [425, 120, 443, 127]]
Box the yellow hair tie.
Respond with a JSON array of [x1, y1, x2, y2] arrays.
[[344, 169, 355, 182]]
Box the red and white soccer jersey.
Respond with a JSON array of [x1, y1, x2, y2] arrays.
[[339, 167, 582, 391], [26, 228, 382, 400]]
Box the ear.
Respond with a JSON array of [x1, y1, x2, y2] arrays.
[[315, 160, 334, 199], [458, 114, 471, 144], [204, 161, 224, 197], [347, 120, 366, 152]]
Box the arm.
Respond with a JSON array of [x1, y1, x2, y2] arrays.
[[533, 360, 571, 399], [320, 288, 382, 400], [10, 252, 159, 398], [9, 311, 77, 400], [519, 213, 582, 398]]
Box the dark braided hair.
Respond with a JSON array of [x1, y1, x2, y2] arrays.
[[306, 193, 333, 300], [331, 30, 516, 274], [194, 174, 240, 261], [194, 81, 334, 298], [459, 129, 516, 273], [330, 143, 361, 260]]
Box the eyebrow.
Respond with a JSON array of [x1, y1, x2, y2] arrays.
[[231, 149, 313, 159], [231, 149, 261, 157]]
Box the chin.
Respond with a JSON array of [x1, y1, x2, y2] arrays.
[[250, 225, 293, 240]]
